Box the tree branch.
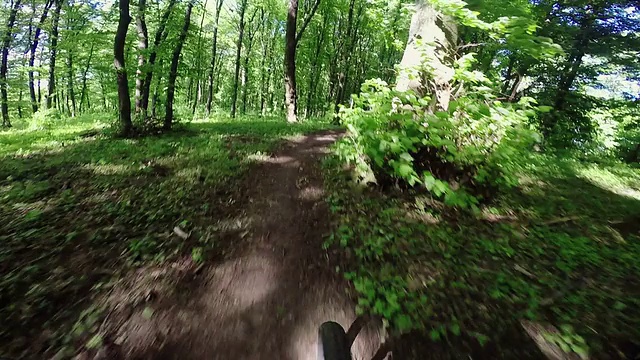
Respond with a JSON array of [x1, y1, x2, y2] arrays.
[[295, 0, 321, 45]]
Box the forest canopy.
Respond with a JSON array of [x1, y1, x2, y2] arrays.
[[0, 0, 636, 151]]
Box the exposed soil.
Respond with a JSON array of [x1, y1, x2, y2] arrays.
[[96, 131, 381, 359]]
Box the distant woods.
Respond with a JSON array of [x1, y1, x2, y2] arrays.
[[0, 0, 408, 134], [0, 0, 637, 147]]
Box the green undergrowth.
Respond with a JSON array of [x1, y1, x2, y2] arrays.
[[324, 154, 640, 358], [0, 113, 334, 357]]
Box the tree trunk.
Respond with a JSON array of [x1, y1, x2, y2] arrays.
[[187, 77, 193, 105], [164, 0, 193, 130], [241, 9, 261, 114], [115, 0, 133, 135], [396, 0, 457, 112], [341, 4, 364, 104], [79, 43, 93, 113], [66, 49, 76, 117], [542, 11, 595, 135], [306, 17, 327, 119], [18, 89, 23, 118], [230, 0, 248, 118], [57, 88, 63, 112], [135, 0, 149, 115], [37, 46, 43, 104], [141, 0, 177, 115], [47, 0, 63, 109], [554, 41, 588, 111], [1, 0, 22, 127], [284, 0, 299, 123], [334, 0, 356, 109], [284, 0, 321, 122], [28, 0, 53, 113], [190, 0, 208, 115], [99, 75, 107, 109], [205, 0, 224, 115], [259, 23, 269, 116]]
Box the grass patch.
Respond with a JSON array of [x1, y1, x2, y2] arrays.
[[0, 113, 334, 357], [324, 154, 640, 358]]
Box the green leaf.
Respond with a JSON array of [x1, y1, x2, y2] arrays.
[[450, 323, 461, 336], [613, 301, 626, 311], [86, 334, 103, 349], [395, 314, 413, 332], [142, 307, 155, 320], [400, 152, 413, 162], [397, 163, 414, 178]]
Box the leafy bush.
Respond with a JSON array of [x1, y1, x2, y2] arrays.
[[336, 56, 543, 208], [540, 94, 600, 148], [28, 108, 63, 131], [617, 128, 640, 162], [613, 103, 640, 162]]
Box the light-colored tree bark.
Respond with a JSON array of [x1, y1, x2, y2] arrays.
[[396, 0, 457, 111]]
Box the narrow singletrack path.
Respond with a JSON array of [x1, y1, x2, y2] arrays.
[[113, 130, 380, 360]]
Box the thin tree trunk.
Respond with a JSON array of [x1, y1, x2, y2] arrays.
[[65, 79, 71, 116], [151, 58, 163, 118], [340, 3, 364, 106], [284, 0, 299, 123], [164, 0, 193, 130], [58, 88, 63, 112], [28, 0, 53, 113], [259, 22, 270, 116], [306, 17, 327, 118], [206, 0, 224, 114], [141, 0, 177, 115], [230, 0, 248, 118], [191, 0, 208, 115], [213, 52, 223, 94], [554, 43, 587, 111], [47, 0, 63, 109], [241, 9, 261, 114], [66, 49, 76, 117], [99, 75, 107, 109], [115, 0, 133, 135], [37, 46, 43, 104], [18, 89, 23, 118], [79, 43, 93, 113], [135, 0, 149, 115], [1, 0, 23, 127], [187, 77, 194, 105], [327, 19, 340, 109], [334, 0, 356, 109]]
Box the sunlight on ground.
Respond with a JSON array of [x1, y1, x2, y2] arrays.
[[298, 186, 325, 201], [84, 163, 132, 176], [577, 165, 640, 200], [248, 153, 298, 166], [216, 254, 280, 312]]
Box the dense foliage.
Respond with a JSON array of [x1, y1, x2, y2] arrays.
[[0, 0, 639, 358]]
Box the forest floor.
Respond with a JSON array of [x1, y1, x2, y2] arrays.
[[323, 149, 640, 359], [1, 115, 379, 359], [88, 129, 384, 360], [2, 115, 640, 359]]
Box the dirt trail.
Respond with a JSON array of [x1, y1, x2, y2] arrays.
[[112, 131, 380, 360]]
